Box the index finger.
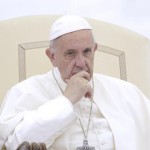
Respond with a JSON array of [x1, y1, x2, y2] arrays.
[[74, 70, 91, 81]]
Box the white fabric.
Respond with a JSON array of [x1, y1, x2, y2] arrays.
[[71, 99, 115, 150], [51, 94, 115, 150], [0, 67, 150, 150], [49, 15, 92, 41]]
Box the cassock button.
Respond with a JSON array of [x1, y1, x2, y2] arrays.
[[96, 122, 103, 127], [98, 130, 105, 134], [101, 141, 106, 145]]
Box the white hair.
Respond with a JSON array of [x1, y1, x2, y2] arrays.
[[49, 39, 56, 53]]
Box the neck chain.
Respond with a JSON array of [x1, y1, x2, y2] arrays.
[[52, 68, 95, 150]]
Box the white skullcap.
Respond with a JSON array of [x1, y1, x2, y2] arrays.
[[49, 15, 92, 41]]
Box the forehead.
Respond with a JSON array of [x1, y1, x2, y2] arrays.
[[54, 30, 94, 51]]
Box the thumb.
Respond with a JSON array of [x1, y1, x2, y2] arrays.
[[66, 79, 69, 83], [84, 86, 93, 99]]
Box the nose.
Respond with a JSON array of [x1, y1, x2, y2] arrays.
[[75, 55, 86, 68]]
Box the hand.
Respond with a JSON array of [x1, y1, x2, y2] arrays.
[[16, 141, 47, 150], [63, 71, 93, 104]]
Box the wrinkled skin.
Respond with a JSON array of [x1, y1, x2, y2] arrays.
[[46, 30, 97, 104]]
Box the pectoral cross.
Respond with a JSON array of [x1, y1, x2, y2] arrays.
[[76, 139, 95, 150]]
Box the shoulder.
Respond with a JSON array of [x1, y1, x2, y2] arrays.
[[93, 73, 128, 84], [93, 73, 150, 104], [93, 73, 139, 92], [8, 71, 54, 94]]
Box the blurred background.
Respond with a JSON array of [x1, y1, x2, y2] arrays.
[[0, 0, 150, 39]]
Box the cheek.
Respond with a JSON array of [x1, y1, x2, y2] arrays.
[[86, 57, 95, 73], [55, 58, 75, 78], [63, 59, 76, 77]]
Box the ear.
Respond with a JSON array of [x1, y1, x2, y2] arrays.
[[94, 43, 98, 52], [45, 48, 57, 66]]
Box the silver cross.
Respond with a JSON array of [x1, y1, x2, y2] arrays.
[[76, 139, 95, 150]]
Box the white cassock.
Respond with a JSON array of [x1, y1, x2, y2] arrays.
[[0, 67, 150, 150]]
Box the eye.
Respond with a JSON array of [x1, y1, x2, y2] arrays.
[[65, 50, 77, 59], [83, 48, 91, 55], [67, 51, 75, 56]]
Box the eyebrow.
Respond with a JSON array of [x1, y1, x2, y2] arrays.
[[83, 48, 91, 51], [63, 49, 76, 55], [64, 47, 92, 54]]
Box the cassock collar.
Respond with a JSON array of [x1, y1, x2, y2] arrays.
[[52, 67, 67, 92]]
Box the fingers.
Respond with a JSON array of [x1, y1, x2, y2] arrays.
[[17, 142, 47, 150], [30, 142, 41, 150], [84, 83, 93, 99], [16, 141, 30, 150], [39, 143, 47, 150], [30, 143, 47, 150], [73, 70, 91, 81], [66, 70, 90, 82], [64, 71, 93, 104]]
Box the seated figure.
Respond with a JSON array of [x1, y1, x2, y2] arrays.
[[0, 15, 150, 150]]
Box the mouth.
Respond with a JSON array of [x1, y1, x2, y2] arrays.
[[72, 70, 90, 75]]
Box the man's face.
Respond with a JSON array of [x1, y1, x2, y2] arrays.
[[49, 30, 97, 81]]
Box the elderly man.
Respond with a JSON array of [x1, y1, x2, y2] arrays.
[[0, 15, 150, 150]]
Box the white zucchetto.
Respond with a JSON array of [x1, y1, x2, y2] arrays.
[[49, 15, 92, 41]]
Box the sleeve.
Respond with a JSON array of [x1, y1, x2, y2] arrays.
[[0, 87, 77, 150]]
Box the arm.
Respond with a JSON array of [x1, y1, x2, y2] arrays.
[[0, 90, 77, 150], [0, 70, 92, 150]]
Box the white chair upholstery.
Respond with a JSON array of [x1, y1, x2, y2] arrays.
[[0, 15, 150, 105]]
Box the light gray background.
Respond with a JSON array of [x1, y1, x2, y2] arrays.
[[0, 0, 150, 39]]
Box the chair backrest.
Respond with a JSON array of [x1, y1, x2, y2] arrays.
[[18, 42, 127, 82], [0, 15, 150, 105]]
